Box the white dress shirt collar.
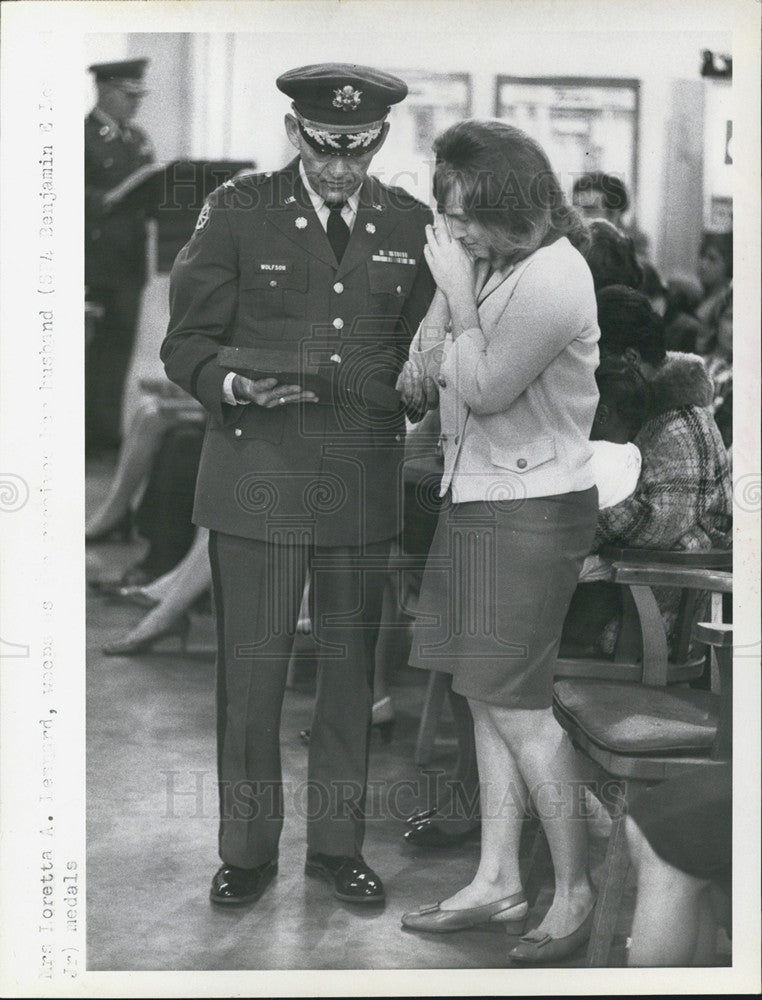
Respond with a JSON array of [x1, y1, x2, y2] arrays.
[[298, 160, 360, 230]]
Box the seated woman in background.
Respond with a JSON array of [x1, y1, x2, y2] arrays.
[[87, 391, 205, 589], [397, 120, 600, 961], [625, 763, 732, 966], [563, 285, 732, 658]]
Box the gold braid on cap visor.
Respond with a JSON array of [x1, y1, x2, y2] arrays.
[[295, 109, 386, 151]]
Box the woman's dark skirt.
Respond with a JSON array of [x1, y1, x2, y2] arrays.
[[409, 487, 598, 709]]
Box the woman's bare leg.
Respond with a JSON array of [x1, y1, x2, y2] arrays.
[[86, 399, 173, 537]]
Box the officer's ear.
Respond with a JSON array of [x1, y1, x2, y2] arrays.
[[372, 122, 390, 155], [285, 114, 301, 151]]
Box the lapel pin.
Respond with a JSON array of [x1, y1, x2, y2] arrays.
[[295, 217, 308, 229], [365, 222, 376, 234], [373, 203, 383, 212], [284, 195, 296, 204]]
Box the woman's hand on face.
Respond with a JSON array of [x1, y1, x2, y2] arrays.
[[396, 360, 439, 421], [423, 214, 475, 302]]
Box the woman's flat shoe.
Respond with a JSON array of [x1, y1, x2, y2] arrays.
[[107, 586, 159, 610], [102, 614, 190, 656], [401, 890, 527, 933], [508, 907, 595, 963], [403, 817, 480, 848]]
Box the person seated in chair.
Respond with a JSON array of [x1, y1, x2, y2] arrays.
[[562, 286, 733, 658]]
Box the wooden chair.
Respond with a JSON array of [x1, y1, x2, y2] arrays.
[[414, 546, 732, 766], [555, 546, 732, 685], [551, 563, 733, 966]]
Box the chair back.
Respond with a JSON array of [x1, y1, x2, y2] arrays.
[[556, 546, 732, 686]]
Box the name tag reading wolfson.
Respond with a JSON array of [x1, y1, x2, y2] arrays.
[[372, 250, 417, 265], [257, 261, 291, 272]]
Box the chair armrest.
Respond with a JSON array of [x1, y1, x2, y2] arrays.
[[599, 546, 732, 570], [694, 622, 734, 647], [612, 563, 733, 594]]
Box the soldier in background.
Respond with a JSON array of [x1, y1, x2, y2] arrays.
[[85, 59, 154, 453]]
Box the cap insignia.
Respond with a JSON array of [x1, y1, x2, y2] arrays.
[[295, 216, 308, 229], [333, 85, 362, 111]]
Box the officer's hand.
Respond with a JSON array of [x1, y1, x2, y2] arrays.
[[232, 375, 319, 408], [396, 362, 438, 421]]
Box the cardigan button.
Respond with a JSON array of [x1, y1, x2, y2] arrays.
[[516, 458, 528, 469], [437, 376, 447, 389]]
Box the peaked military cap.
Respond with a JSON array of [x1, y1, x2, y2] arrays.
[[88, 59, 149, 95], [277, 63, 407, 156]]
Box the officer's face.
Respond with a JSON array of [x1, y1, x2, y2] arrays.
[[98, 83, 144, 124], [286, 115, 380, 205]]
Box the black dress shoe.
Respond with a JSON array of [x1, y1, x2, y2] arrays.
[[209, 859, 278, 905], [403, 817, 481, 849], [305, 853, 385, 903]]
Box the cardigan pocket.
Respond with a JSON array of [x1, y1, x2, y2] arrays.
[[489, 436, 556, 474]]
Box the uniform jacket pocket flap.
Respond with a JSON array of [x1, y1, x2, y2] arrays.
[[367, 261, 414, 296], [241, 260, 308, 291], [489, 436, 556, 473]]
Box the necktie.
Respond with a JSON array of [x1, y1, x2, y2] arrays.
[[326, 203, 350, 263]]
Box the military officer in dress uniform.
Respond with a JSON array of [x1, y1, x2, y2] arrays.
[[85, 59, 154, 451], [161, 64, 435, 907]]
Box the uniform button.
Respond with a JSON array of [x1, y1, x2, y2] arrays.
[[516, 458, 528, 469], [333, 317, 344, 330], [269, 279, 278, 287], [103, 157, 114, 168], [437, 376, 447, 389], [395, 433, 402, 442], [333, 282, 344, 294], [234, 428, 243, 438], [396, 284, 403, 294]]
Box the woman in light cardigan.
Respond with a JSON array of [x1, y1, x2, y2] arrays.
[[398, 120, 600, 963]]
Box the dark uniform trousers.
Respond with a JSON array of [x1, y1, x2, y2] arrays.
[[161, 160, 435, 868], [210, 531, 391, 866], [85, 111, 153, 448]]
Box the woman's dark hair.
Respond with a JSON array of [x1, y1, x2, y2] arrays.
[[595, 358, 653, 438], [583, 219, 642, 292], [639, 262, 668, 300], [432, 119, 590, 266], [699, 231, 733, 280], [596, 285, 667, 366], [572, 171, 629, 213]]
